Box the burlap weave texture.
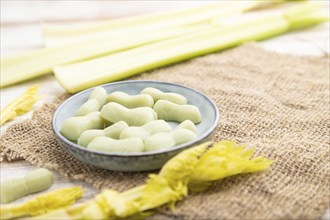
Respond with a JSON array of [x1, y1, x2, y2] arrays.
[[1, 45, 329, 219]]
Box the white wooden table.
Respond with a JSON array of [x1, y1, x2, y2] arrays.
[[1, 1, 329, 219]]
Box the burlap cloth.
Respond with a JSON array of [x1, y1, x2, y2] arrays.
[[1, 44, 329, 219]]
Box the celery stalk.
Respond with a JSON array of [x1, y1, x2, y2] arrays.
[[54, 3, 328, 93], [0, 187, 83, 219], [284, 9, 330, 30], [28, 141, 273, 220], [0, 25, 205, 88], [43, 2, 261, 47], [51, 10, 314, 93], [0, 85, 40, 125], [0, 1, 267, 88]]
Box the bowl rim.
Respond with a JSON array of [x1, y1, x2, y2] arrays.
[[52, 80, 220, 157]]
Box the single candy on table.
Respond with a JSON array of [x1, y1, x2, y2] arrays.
[[0, 168, 54, 204]]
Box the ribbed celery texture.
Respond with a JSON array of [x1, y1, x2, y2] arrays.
[[1, 2, 258, 88], [53, 2, 329, 93], [0, 25, 205, 88], [28, 141, 273, 220]]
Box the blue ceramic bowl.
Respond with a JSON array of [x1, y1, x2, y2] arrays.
[[52, 80, 219, 172]]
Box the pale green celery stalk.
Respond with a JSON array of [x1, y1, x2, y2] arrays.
[[55, 4, 328, 93], [0, 25, 205, 88], [1, 1, 264, 87], [54, 4, 327, 94], [121, 185, 146, 201], [43, 1, 261, 47], [287, 11, 329, 30], [283, 3, 330, 30]]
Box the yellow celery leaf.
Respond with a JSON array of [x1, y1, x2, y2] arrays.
[[121, 185, 145, 201], [97, 190, 139, 218], [137, 142, 212, 211], [139, 175, 183, 211], [32, 143, 212, 219], [159, 142, 211, 187], [28, 186, 84, 216], [80, 190, 140, 219], [187, 180, 212, 193], [93, 191, 118, 218], [65, 203, 91, 219], [0, 85, 41, 125], [189, 141, 273, 183], [31, 192, 125, 220], [0, 186, 83, 219], [243, 156, 274, 173], [31, 203, 91, 220]]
